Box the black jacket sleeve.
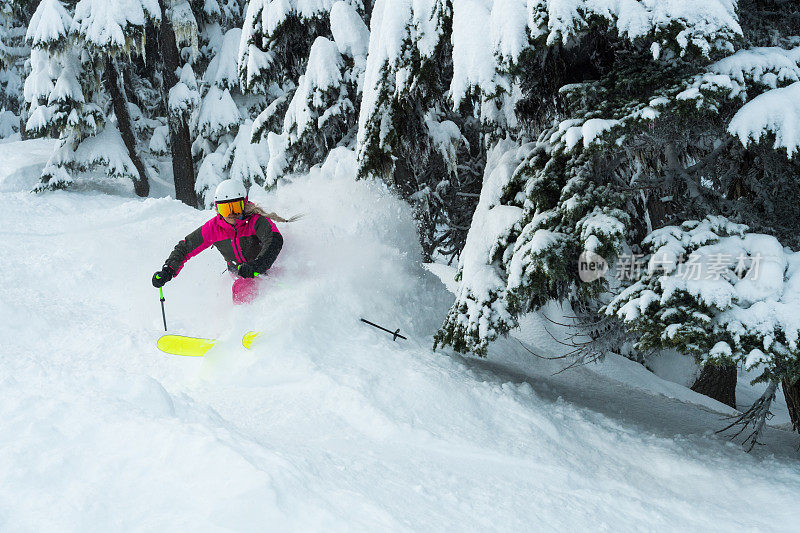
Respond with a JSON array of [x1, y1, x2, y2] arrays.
[[252, 217, 283, 271], [164, 225, 207, 273]]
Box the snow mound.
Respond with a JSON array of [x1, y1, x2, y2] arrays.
[[0, 138, 57, 191]]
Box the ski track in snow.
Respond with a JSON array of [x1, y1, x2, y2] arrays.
[[1, 140, 799, 531]]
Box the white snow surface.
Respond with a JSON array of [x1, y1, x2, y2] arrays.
[[2, 140, 800, 530]]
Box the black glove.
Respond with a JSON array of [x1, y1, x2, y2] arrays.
[[152, 265, 175, 288], [237, 262, 260, 278]]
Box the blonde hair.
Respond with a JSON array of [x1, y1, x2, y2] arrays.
[[244, 201, 303, 223]]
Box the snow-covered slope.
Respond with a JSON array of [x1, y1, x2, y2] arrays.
[[1, 141, 799, 531]]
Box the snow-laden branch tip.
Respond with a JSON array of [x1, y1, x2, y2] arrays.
[[728, 81, 800, 157]]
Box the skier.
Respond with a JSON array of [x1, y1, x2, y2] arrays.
[[152, 179, 289, 304]]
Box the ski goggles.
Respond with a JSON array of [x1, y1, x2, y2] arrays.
[[216, 199, 245, 217]]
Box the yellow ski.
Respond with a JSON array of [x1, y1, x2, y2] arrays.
[[157, 331, 260, 356], [242, 331, 260, 348]]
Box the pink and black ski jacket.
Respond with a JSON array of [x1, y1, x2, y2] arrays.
[[164, 212, 282, 276]]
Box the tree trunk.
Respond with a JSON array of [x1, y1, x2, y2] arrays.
[[157, 0, 197, 207], [782, 377, 800, 433], [19, 115, 27, 140], [103, 57, 149, 197], [691, 363, 737, 409]]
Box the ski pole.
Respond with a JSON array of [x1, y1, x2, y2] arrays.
[[158, 285, 168, 331], [360, 318, 406, 341]]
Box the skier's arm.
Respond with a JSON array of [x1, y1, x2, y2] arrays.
[[251, 216, 283, 272], [164, 224, 213, 276]]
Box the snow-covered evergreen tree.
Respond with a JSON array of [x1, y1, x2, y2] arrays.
[[239, 0, 333, 138], [240, 0, 370, 183], [21, 0, 253, 201], [427, 0, 800, 440], [24, 0, 160, 195], [282, 2, 367, 172], [238, 0, 344, 98], [606, 216, 798, 385], [190, 3, 274, 206], [356, 0, 489, 261], [604, 215, 800, 446], [194, 29, 243, 204], [436, 0, 800, 364], [0, 0, 33, 138], [170, 63, 201, 123]]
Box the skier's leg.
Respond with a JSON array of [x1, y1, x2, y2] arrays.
[[232, 277, 260, 304]]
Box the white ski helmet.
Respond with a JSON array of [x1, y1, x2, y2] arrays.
[[214, 179, 247, 203]]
